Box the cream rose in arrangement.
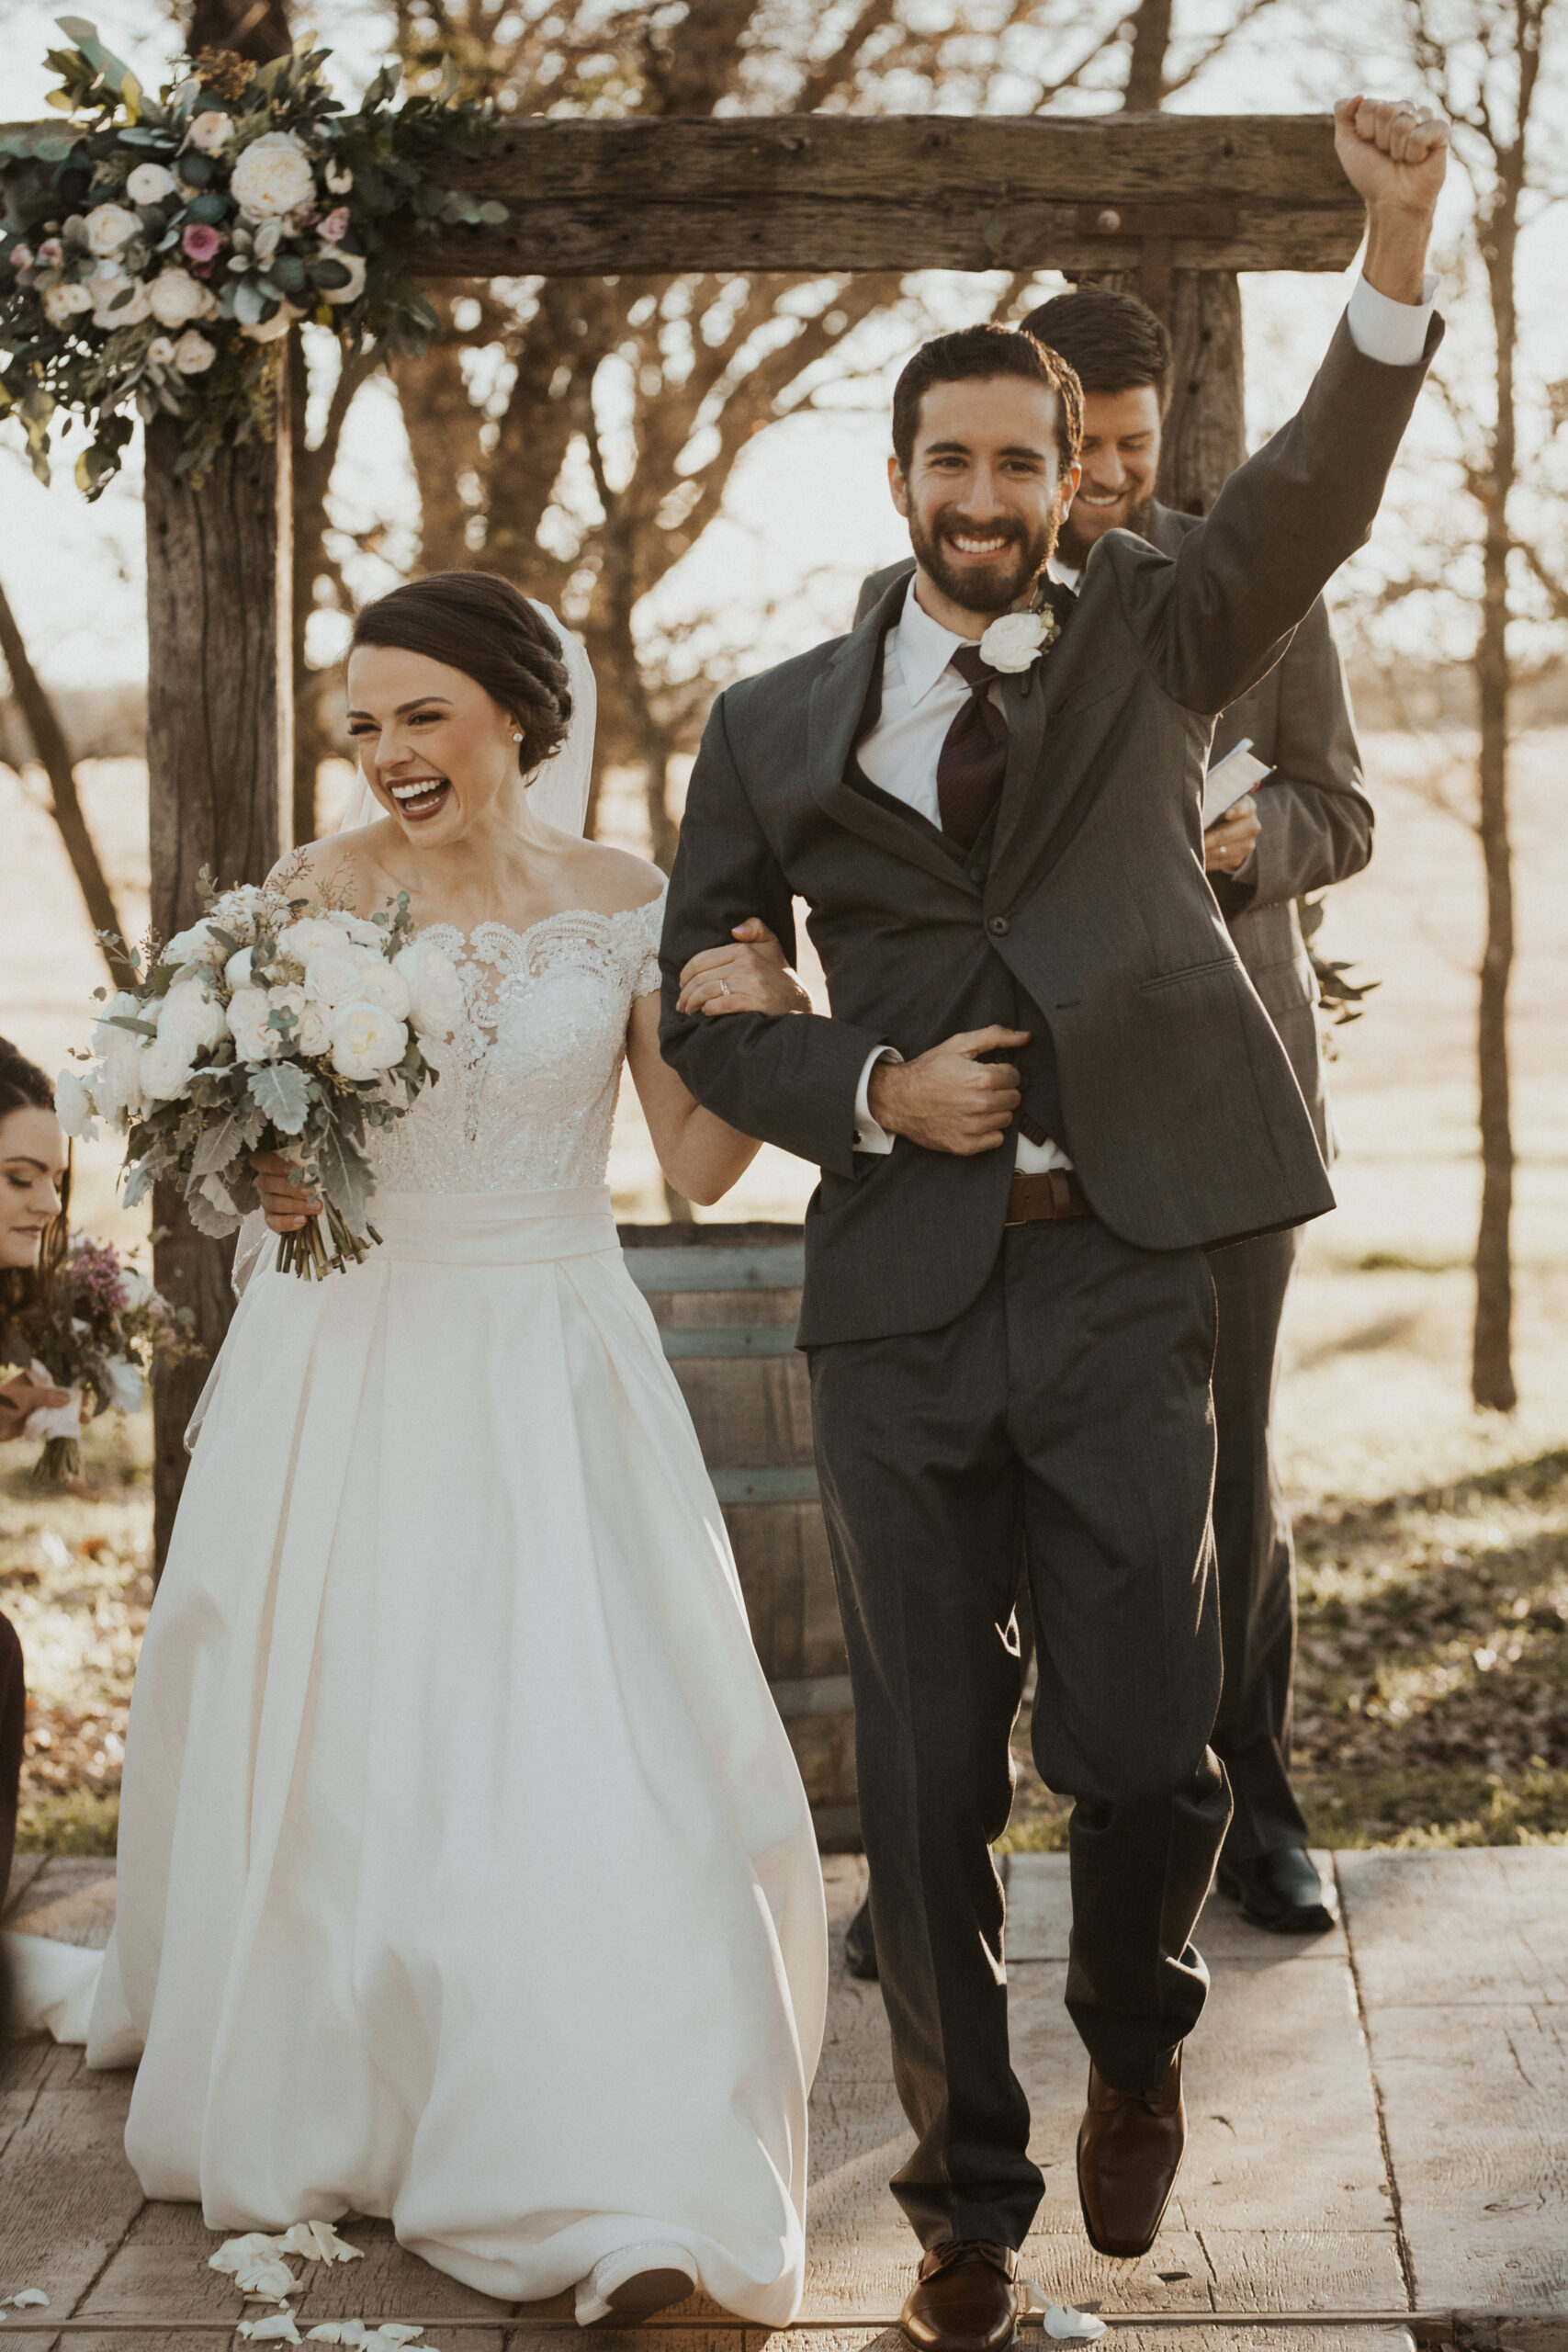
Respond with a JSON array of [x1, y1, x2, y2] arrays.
[[61, 882, 459, 1280]]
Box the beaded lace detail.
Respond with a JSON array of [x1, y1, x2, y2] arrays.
[[371, 890, 665, 1196]]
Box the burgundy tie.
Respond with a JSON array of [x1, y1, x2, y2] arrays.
[[937, 643, 1009, 849]]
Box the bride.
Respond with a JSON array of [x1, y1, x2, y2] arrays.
[[85, 571, 829, 2327]]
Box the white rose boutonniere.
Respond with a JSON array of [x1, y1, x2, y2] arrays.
[[979, 605, 1062, 675]]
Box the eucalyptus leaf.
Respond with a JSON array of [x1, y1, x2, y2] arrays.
[[313, 1121, 373, 1237], [233, 277, 265, 326]]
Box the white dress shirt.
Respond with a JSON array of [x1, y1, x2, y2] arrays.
[[852, 269, 1439, 1161]]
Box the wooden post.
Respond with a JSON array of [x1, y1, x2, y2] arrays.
[[1156, 268, 1247, 517], [144, 368, 292, 1570]]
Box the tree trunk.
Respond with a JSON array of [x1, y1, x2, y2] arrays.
[[184, 0, 294, 63], [1156, 269, 1246, 516], [1122, 0, 1174, 111], [0, 578, 135, 989], [144, 377, 293, 1569]]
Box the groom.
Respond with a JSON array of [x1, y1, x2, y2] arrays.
[[661, 97, 1445, 2347]]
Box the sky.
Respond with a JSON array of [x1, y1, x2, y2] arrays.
[[0, 0, 1564, 695]]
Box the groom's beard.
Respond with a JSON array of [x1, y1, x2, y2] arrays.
[[1057, 493, 1155, 574], [907, 503, 1056, 617]]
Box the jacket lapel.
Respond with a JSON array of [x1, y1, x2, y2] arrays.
[[807, 575, 979, 892]]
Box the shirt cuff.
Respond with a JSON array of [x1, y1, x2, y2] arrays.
[[1346, 270, 1440, 368], [854, 1046, 902, 1155]]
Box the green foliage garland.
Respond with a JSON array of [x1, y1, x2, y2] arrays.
[[0, 17, 507, 494]]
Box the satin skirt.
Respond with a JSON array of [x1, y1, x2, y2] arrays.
[[87, 1186, 827, 2320]]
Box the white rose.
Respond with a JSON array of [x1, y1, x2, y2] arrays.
[[225, 945, 254, 990], [126, 163, 177, 206], [212, 886, 268, 934], [187, 109, 234, 154], [303, 944, 373, 1009], [88, 264, 152, 331], [164, 919, 222, 967], [42, 279, 93, 327], [54, 1069, 99, 1141], [330, 1001, 407, 1080], [347, 956, 410, 1022], [105, 1356, 145, 1413], [84, 202, 139, 257], [90, 990, 141, 1050], [148, 268, 216, 328], [172, 329, 216, 375], [227, 985, 281, 1062], [294, 996, 333, 1056], [977, 610, 1050, 674], [239, 301, 299, 345], [324, 160, 353, 194], [394, 942, 463, 1040], [230, 130, 315, 221], [326, 911, 387, 949], [320, 251, 367, 306], [277, 916, 347, 962], [158, 978, 228, 1056], [140, 1035, 197, 1102], [147, 334, 177, 367]]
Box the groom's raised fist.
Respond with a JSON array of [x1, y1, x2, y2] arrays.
[[868, 1026, 1029, 1157]]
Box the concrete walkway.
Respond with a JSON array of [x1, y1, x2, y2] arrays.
[[2, 1849, 1564, 2352]]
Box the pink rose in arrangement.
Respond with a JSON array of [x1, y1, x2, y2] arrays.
[[318, 207, 350, 244], [182, 221, 224, 266], [11, 243, 34, 271], [37, 237, 63, 267]]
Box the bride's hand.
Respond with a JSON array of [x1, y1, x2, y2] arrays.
[[676, 919, 812, 1019], [253, 1150, 321, 1234]]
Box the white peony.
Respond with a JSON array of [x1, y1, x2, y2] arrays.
[[84, 202, 139, 256], [158, 978, 228, 1056], [277, 916, 346, 962], [227, 985, 282, 1062], [977, 609, 1054, 674], [259, 984, 327, 1056], [348, 956, 410, 1022], [42, 279, 93, 327], [54, 1068, 99, 1141], [171, 329, 216, 375], [230, 130, 315, 221], [394, 941, 462, 1039], [327, 911, 386, 949], [188, 109, 234, 154], [87, 264, 152, 332], [147, 334, 177, 368], [225, 946, 254, 990], [148, 267, 217, 328], [330, 1001, 407, 1080], [126, 163, 177, 206], [320, 251, 367, 306], [140, 1035, 197, 1102], [303, 944, 375, 1009], [211, 886, 271, 934], [164, 919, 222, 967]]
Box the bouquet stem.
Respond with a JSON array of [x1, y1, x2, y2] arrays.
[[276, 1201, 383, 1281], [31, 1436, 84, 1487]]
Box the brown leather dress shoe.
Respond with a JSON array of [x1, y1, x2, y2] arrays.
[[1076, 2048, 1186, 2258], [900, 2241, 1019, 2352]]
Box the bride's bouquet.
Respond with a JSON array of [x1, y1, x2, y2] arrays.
[[57, 875, 462, 1280]]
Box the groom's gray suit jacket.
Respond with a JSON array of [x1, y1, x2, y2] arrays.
[[659, 314, 1439, 1350]]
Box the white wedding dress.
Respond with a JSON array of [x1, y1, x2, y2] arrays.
[[81, 885, 829, 2320]]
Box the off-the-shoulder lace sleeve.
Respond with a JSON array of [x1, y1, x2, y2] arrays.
[[629, 883, 667, 997]]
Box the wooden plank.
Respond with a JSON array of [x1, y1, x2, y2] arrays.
[[3, 1851, 51, 1917], [1337, 1849, 1568, 2007], [624, 1246, 806, 1293], [647, 1287, 804, 1330], [727, 1499, 843, 1681], [672, 1354, 815, 1465], [710, 1467, 820, 1504], [660, 1327, 798, 1359], [394, 115, 1362, 277], [6, 1858, 117, 1949], [0, 2056, 143, 2331]]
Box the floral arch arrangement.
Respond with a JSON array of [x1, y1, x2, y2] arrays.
[[0, 17, 507, 494]]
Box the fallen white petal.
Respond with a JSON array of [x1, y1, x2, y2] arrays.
[[305, 2327, 365, 2346], [1044, 2307, 1106, 2343], [238, 2316, 302, 2345], [7, 2298, 51, 2312], [211, 2234, 288, 2275], [374, 2332, 424, 2346], [280, 2222, 364, 2266]]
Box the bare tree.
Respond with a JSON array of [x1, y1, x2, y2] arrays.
[[1398, 0, 1559, 1412]]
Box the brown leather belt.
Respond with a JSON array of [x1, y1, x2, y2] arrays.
[[1005, 1167, 1091, 1226]]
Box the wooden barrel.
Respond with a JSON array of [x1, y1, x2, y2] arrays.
[[618, 1220, 858, 1850]]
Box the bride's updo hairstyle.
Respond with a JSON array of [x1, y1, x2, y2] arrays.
[[350, 572, 574, 779]]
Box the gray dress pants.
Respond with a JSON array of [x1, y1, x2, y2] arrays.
[[808, 1216, 1231, 2252], [1206, 1226, 1312, 1861]]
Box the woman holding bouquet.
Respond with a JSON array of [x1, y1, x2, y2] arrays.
[[86, 576, 827, 2328]]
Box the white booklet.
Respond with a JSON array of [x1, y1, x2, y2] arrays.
[[1202, 737, 1272, 829]]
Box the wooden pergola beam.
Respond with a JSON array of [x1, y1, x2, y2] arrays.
[[400, 113, 1362, 278]]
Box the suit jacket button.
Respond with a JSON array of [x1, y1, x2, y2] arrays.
[[987, 913, 1010, 936]]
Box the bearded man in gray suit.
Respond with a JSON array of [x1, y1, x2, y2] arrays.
[[662, 99, 1446, 2351], [846, 284, 1367, 1951]]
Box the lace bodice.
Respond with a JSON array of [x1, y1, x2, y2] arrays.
[[372, 891, 665, 1195]]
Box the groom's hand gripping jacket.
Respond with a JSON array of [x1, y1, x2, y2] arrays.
[[659, 311, 1440, 1350]]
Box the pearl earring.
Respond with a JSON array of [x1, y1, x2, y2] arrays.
[[512, 731, 523, 742]]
